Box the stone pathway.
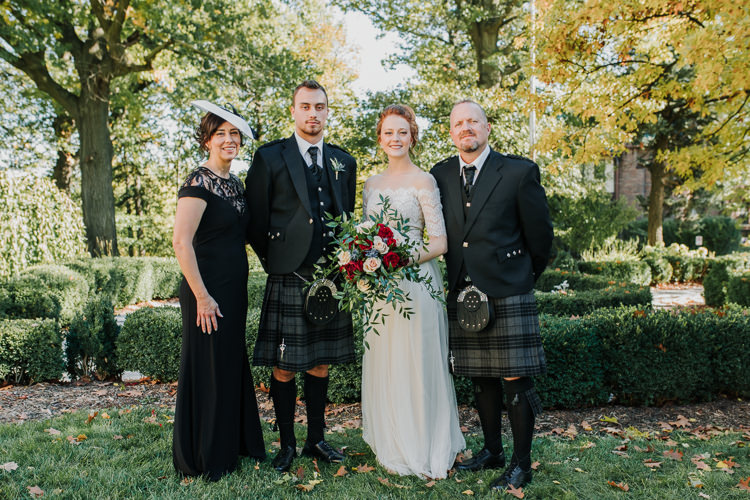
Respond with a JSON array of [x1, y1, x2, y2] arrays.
[[650, 283, 704, 308]]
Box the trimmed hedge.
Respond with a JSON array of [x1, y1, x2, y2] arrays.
[[118, 302, 750, 408], [0, 266, 89, 325], [66, 297, 120, 380], [577, 260, 652, 286], [703, 253, 750, 306], [534, 269, 652, 316], [0, 319, 64, 384], [117, 306, 182, 381], [727, 272, 750, 306]]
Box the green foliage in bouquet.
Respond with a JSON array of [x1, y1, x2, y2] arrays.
[[313, 195, 442, 341]]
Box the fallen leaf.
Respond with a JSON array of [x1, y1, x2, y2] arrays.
[[112, 434, 123, 440], [378, 477, 407, 489], [28, 485, 44, 497], [608, 481, 629, 492], [580, 441, 596, 450], [737, 477, 750, 491], [296, 479, 322, 492], [66, 435, 81, 445], [1, 462, 19, 472], [581, 420, 593, 431], [356, 463, 375, 473], [312, 459, 320, 474], [85, 411, 98, 424], [506, 484, 525, 498], [101, 412, 111, 419], [461, 489, 474, 496], [531, 461, 540, 470], [612, 450, 629, 457], [93, 389, 108, 396], [633, 445, 654, 453], [659, 422, 674, 431], [333, 466, 348, 477], [663, 449, 683, 461], [669, 415, 690, 428], [76, 434, 87, 442], [643, 459, 662, 468], [425, 480, 436, 487], [552, 480, 561, 485], [295, 466, 305, 480], [691, 457, 711, 471], [601, 416, 619, 424], [615, 444, 628, 451], [698, 493, 710, 499], [44, 428, 61, 436], [689, 477, 704, 488], [575, 467, 586, 473]]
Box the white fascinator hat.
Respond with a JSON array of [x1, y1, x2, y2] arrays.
[[191, 100, 258, 140]]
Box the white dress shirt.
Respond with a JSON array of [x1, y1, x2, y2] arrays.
[[458, 144, 491, 184], [294, 132, 324, 168]]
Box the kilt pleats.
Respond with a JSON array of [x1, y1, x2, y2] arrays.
[[447, 291, 546, 378], [253, 274, 355, 371]]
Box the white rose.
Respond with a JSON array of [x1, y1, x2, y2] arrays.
[[356, 220, 375, 233], [337, 250, 352, 266], [363, 256, 381, 273], [357, 279, 371, 292], [372, 236, 388, 254]]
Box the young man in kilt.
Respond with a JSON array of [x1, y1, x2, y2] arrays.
[[431, 100, 553, 491], [245, 80, 357, 472]]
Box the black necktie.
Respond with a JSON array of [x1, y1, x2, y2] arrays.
[[463, 165, 476, 198], [308, 146, 321, 179]]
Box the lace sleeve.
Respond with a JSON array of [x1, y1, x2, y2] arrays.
[[417, 178, 446, 238], [362, 187, 369, 215]]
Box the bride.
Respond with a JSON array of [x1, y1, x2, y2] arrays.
[[360, 104, 465, 479]]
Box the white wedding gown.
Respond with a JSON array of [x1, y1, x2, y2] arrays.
[[361, 182, 465, 479]]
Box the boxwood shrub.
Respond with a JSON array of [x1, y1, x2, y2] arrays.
[[727, 272, 750, 306], [703, 253, 750, 306], [117, 306, 182, 381], [66, 297, 120, 380], [0, 319, 64, 384], [577, 260, 652, 286]]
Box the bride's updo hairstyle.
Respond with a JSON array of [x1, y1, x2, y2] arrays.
[[376, 104, 419, 150]]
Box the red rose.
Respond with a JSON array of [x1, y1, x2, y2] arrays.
[[383, 252, 401, 269], [386, 237, 397, 247], [377, 224, 393, 239]]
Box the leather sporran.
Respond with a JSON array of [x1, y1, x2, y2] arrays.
[[304, 278, 338, 326], [456, 285, 494, 332]]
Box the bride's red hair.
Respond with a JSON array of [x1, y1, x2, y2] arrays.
[[376, 104, 419, 150]]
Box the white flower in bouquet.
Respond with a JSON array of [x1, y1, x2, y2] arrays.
[[363, 256, 381, 273], [355, 220, 375, 233], [337, 249, 352, 266], [390, 227, 406, 246], [357, 279, 371, 292], [372, 236, 388, 254]]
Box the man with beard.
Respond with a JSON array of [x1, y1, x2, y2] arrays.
[[245, 80, 357, 472], [430, 100, 553, 491]]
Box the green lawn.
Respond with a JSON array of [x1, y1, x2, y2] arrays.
[[1, 406, 748, 499]]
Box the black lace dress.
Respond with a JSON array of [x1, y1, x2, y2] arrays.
[[172, 167, 266, 481]]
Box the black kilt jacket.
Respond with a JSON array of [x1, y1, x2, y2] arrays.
[[245, 135, 357, 273], [430, 149, 553, 298]]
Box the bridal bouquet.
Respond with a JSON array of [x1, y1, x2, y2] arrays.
[[313, 195, 441, 338]]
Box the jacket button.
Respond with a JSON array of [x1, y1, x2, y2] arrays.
[[318, 187, 322, 192], [507, 253, 511, 258], [463, 242, 468, 247], [309, 218, 313, 224], [276, 232, 280, 237], [513, 250, 517, 255]]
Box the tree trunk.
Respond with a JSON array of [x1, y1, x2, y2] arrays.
[[77, 88, 118, 257], [52, 113, 76, 192], [647, 161, 666, 246]]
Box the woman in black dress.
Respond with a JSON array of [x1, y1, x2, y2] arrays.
[[172, 101, 265, 481]]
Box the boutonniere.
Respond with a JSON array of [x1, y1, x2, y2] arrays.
[[330, 158, 346, 180]]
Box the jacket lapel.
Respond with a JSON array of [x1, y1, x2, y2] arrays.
[[281, 135, 313, 218], [323, 144, 345, 214], [439, 157, 465, 234], [463, 150, 504, 238]]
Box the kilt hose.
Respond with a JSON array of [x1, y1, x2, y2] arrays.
[[253, 273, 355, 372], [447, 290, 546, 379]]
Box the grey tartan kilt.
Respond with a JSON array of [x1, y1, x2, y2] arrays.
[[253, 273, 355, 371], [447, 291, 546, 378]]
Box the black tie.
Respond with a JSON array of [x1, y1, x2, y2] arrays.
[[463, 165, 476, 198], [308, 146, 321, 179]]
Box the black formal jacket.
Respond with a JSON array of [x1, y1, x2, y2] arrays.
[[245, 135, 357, 275], [430, 148, 553, 298]]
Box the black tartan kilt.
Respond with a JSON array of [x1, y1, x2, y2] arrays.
[[253, 273, 355, 371], [447, 291, 546, 378]]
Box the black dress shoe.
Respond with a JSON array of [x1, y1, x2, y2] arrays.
[[301, 440, 345, 463], [490, 464, 532, 490], [455, 448, 506, 471], [271, 445, 297, 472]]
